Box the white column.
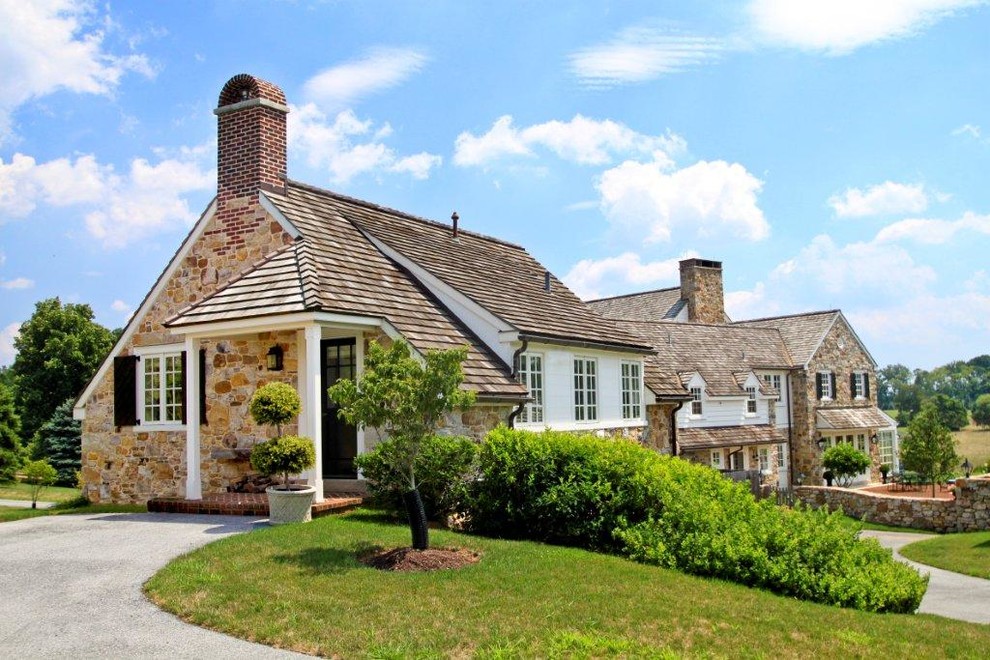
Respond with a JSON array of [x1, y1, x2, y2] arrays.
[[184, 336, 202, 500], [304, 325, 324, 502], [355, 332, 365, 480]]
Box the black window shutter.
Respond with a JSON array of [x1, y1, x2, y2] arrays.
[[850, 372, 856, 396], [829, 372, 836, 398], [815, 373, 823, 400], [113, 355, 139, 427], [199, 348, 208, 425], [180, 350, 188, 425], [864, 373, 871, 399]]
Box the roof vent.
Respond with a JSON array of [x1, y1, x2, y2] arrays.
[[544, 270, 551, 293], [451, 211, 459, 238]]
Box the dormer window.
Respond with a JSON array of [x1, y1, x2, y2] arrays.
[[690, 387, 703, 416], [746, 386, 757, 414]]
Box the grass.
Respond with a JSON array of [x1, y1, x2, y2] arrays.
[[953, 423, 990, 473], [145, 510, 990, 658], [900, 532, 990, 580], [0, 481, 84, 503], [0, 499, 146, 523], [838, 514, 935, 535]]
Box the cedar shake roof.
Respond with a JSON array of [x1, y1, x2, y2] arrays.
[[678, 424, 786, 451], [615, 320, 793, 397], [733, 311, 840, 366], [587, 288, 685, 322], [817, 407, 896, 430]]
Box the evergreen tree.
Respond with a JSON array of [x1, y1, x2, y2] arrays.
[[33, 399, 82, 487], [0, 381, 22, 481]]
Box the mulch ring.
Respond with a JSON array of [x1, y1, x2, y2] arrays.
[[358, 546, 481, 572]]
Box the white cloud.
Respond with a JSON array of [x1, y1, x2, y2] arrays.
[[0, 0, 154, 142], [454, 114, 685, 167], [873, 211, 990, 244], [0, 277, 34, 290], [569, 24, 724, 87], [598, 157, 769, 243], [952, 123, 982, 139], [725, 282, 781, 321], [0, 149, 213, 248], [289, 104, 441, 184], [748, 0, 983, 55], [563, 252, 694, 300], [771, 234, 936, 299], [0, 322, 20, 366], [303, 47, 428, 109], [828, 181, 929, 218]]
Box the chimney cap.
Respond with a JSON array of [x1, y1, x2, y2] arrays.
[[679, 258, 722, 270], [217, 74, 288, 110]]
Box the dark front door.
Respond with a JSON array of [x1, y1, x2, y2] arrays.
[[321, 338, 358, 479]]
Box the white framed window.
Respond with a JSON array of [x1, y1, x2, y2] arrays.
[[620, 361, 642, 420], [777, 443, 786, 468], [573, 357, 598, 422], [710, 450, 722, 469], [852, 371, 866, 399], [516, 353, 544, 424], [856, 434, 867, 453], [138, 345, 185, 426], [746, 386, 757, 414], [730, 451, 745, 471], [762, 374, 782, 399], [758, 446, 770, 472], [690, 387, 703, 416], [817, 371, 833, 400], [878, 430, 894, 466]]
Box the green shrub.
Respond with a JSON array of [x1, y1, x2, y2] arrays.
[[354, 434, 478, 521], [822, 443, 870, 487], [250, 435, 315, 489], [466, 427, 927, 613], [249, 382, 301, 435], [22, 458, 57, 508]]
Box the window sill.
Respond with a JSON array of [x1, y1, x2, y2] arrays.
[[139, 423, 187, 432]]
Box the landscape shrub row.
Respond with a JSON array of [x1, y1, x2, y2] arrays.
[[464, 427, 928, 614]]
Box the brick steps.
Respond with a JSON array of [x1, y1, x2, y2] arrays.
[[147, 492, 365, 517]]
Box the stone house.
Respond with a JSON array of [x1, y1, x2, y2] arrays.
[[72, 74, 657, 505], [589, 259, 898, 487]]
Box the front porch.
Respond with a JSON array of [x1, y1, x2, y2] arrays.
[[148, 491, 366, 517]]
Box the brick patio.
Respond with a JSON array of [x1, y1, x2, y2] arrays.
[[147, 492, 366, 517]]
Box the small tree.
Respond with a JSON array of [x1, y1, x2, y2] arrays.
[[249, 382, 301, 438], [328, 340, 475, 550], [248, 382, 313, 490], [821, 443, 870, 487], [972, 394, 990, 429], [901, 403, 958, 497], [32, 398, 81, 486], [22, 459, 57, 509]]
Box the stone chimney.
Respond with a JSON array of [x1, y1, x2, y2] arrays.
[[679, 258, 725, 324], [214, 74, 289, 202]]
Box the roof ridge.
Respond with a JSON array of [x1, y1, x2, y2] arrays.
[[284, 179, 526, 251], [585, 286, 680, 303], [293, 239, 324, 309], [734, 309, 841, 324]]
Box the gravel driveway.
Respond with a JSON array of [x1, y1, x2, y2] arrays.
[[0, 512, 311, 659]]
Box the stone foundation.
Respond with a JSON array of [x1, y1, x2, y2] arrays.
[[796, 477, 990, 532]]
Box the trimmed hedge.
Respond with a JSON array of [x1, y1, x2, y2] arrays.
[[466, 427, 927, 613], [354, 434, 478, 521]]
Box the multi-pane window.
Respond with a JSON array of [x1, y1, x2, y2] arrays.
[[762, 374, 782, 399], [710, 450, 722, 469], [746, 386, 757, 414], [852, 372, 866, 399], [856, 434, 867, 453], [143, 352, 183, 424], [516, 353, 544, 424], [817, 371, 833, 400], [777, 443, 787, 468], [758, 446, 770, 472], [690, 387, 703, 416], [621, 361, 642, 420], [878, 431, 894, 466], [573, 358, 598, 421]]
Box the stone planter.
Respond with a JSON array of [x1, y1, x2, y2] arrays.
[[265, 485, 316, 525]]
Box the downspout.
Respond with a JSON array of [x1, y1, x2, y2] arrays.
[[669, 400, 685, 456], [506, 340, 529, 429], [786, 372, 795, 488]]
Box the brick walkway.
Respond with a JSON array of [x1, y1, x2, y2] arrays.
[[148, 492, 365, 517]]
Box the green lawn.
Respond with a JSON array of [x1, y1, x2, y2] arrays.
[[900, 532, 990, 580], [0, 501, 146, 523], [0, 481, 83, 503], [145, 510, 990, 658], [954, 424, 990, 473]]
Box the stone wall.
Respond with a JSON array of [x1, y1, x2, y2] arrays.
[[791, 315, 881, 486], [796, 478, 990, 532], [643, 403, 677, 452], [679, 259, 724, 324]]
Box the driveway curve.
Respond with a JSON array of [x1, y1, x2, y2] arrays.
[[862, 530, 990, 625], [0, 512, 310, 659]]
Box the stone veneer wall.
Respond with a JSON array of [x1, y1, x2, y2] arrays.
[[80, 196, 293, 504], [679, 261, 724, 324], [791, 315, 880, 486], [796, 478, 990, 532], [644, 403, 676, 452]]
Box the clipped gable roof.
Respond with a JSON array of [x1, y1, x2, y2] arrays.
[[587, 288, 684, 322], [616, 320, 793, 397], [733, 310, 841, 366]]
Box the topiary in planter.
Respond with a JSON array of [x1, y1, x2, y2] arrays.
[[250, 435, 315, 490], [249, 381, 302, 437]]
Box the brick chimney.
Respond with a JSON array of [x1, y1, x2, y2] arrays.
[[214, 74, 289, 202], [679, 258, 725, 324]]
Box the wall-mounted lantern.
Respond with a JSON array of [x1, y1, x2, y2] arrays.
[[266, 344, 284, 371]]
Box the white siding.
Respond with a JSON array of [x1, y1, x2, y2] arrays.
[[677, 396, 771, 428]]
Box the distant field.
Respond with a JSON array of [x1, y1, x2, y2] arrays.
[[954, 424, 990, 472]]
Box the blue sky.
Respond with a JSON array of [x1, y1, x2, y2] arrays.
[[1, 1, 988, 370]]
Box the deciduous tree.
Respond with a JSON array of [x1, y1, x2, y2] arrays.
[[901, 403, 958, 498]]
